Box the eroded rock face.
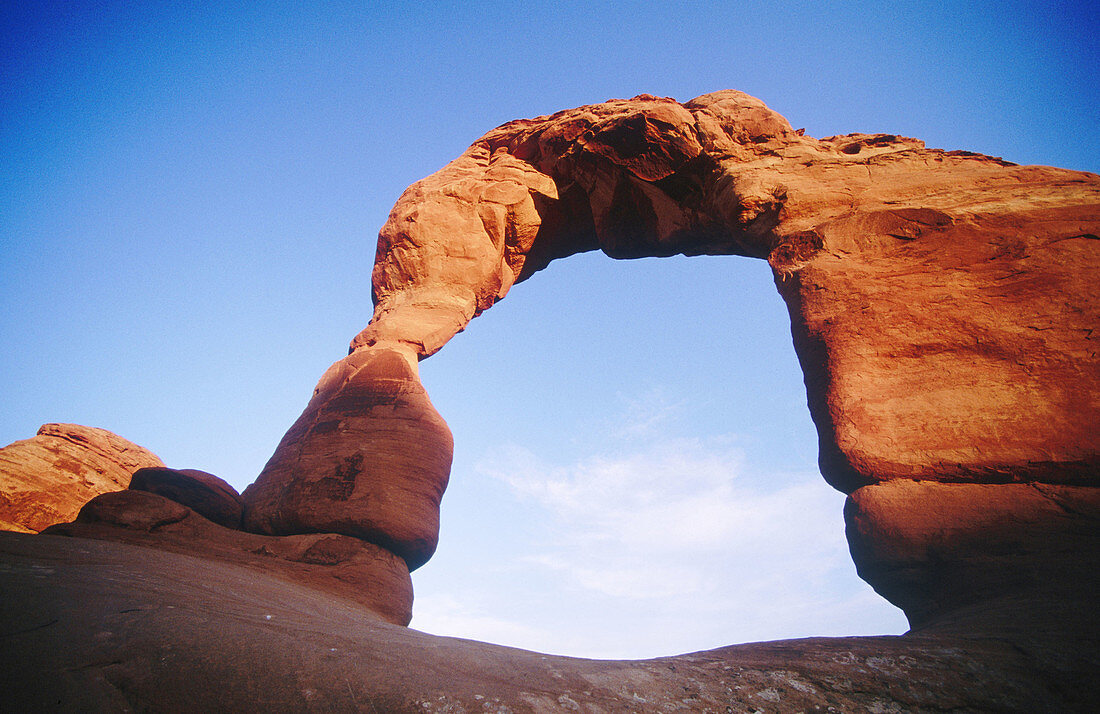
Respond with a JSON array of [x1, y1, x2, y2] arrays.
[[245, 90, 1098, 630], [845, 481, 1100, 632], [242, 347, 452, 570], [0, 423, 165, 533]]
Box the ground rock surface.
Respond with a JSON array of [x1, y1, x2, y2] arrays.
[[0, 423, 165, 533], [1, 532, 1095, 713], [42, 490, 413, 625]]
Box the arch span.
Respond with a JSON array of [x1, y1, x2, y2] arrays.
[[242, 91, 1100, 629]]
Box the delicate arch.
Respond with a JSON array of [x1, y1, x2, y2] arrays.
[[242, 91, 1100, 629]]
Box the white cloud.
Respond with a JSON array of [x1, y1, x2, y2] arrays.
[[480, 437, 843, 577], [604, 387, 686, 441], [411, 402, 908, 659]]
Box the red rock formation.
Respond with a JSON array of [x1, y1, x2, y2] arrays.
[[845, 481, 1100, 633], [44, 490, 412, 626], [2, 90, 1098, 710], [2, 531, 1096, 712], [130, 467, 245, 530], [0, 422, 415, 624], [242, 347, 452, 570], [0, 423, 165, 533], [244, 90, 1099, 631], [354, 91, 1099, 492]]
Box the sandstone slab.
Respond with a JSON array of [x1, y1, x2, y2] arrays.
[[0, 423, 165, 533], [44, 489, 412, 625], [2, 532, 1095, 712]]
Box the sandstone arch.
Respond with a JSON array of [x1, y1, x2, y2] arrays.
[[242, 91, 1100, 632]]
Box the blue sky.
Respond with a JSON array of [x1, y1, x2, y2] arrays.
[[2, 1, 1097, 658]]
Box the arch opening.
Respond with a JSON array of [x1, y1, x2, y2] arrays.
[[410, 252, 907, 659]]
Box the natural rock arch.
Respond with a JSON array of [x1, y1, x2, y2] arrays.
[[241, 90, 1100, 632]]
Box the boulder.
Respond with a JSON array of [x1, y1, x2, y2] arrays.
[[73, 488, 191, 531], [130, 467, 244, 529], [0, 423, 164, 533]]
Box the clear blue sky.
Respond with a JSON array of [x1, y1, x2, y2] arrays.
[[2, 1, 1097, 658]]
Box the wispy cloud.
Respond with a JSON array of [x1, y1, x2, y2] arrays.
[[604, 387, 686, 441], [413, 398, 908, 659], [480, 438, 844, 601]]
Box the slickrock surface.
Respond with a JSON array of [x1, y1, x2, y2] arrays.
[[42, 490, 413, 625], [1, 532, 1096, 713], [130, 466, 245, 530], [0, 423, 165, 533]]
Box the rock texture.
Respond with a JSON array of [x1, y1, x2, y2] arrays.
[[845, 481, 1100, 633], [242, 347, 452, 570], [245, 89, 1099, 633], [43, 491, 413, 626], [130, 466, 245, 529], [0, 423, 165, 533], [2, 531, 1096, 712], [5, 91, 1097, 710]]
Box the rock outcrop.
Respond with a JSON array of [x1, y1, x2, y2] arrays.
[[43, 490, 413, 626], [0, 418, 414, 624], [243, 90, 1099, 634], [242, 347, 452, 570], [845, 481, 1100, 634], [2, 531, 1096, 712], [130, 467, 245, 530], [0, 423, 165, 533]]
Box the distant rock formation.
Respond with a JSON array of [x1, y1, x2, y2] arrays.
[[0, 423, 164, 533], [243, 90, 1099, 634]]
